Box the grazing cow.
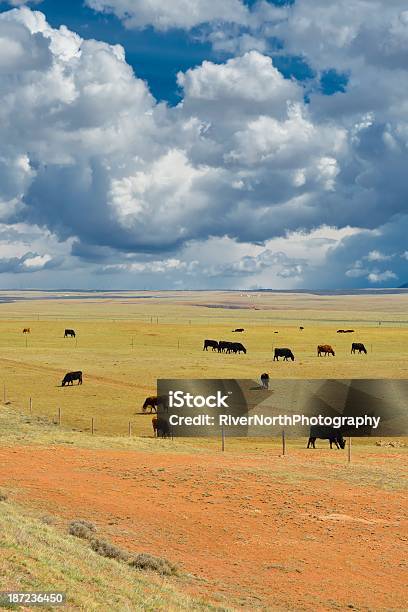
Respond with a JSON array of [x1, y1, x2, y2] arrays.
[[203, 339, 219, 351], [152, 416, 170, 438], [351, 342, 367, 354], [64, 329, 76, 338], [273, 348, 295, 361], [230, 342, 247, 354], [23, 328, 30, 334], [61, 371, 82, 386], [218, 341, 229, 353], [260, 373, 269, 389], [317, 344, 335, 357], [274, 331, 279, 334], [337, 329, 345, 333], [307, 426, 346, 449], [143, 396, 159, 413], [345, 329, 355, 333], [299, 326, 304, 331], [232, 328, 245, 332]]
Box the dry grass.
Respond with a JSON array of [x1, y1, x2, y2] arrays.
[[0, 499, 222, 611], [89, 538, 129, 562], [130, 553, 179, 577], [68, 520, 97, 540], [0, 291, 407, 437]]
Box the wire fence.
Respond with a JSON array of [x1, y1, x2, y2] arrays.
[[0, 312, 408, 327]]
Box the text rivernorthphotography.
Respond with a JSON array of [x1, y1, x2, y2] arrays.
[[168, 413, 382, 429]]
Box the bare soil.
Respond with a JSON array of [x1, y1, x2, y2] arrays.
[[0, 444, 406, 610]]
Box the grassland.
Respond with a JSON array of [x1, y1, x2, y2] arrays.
[[0, 290, 407, 610], [0, 290, 407, 436]]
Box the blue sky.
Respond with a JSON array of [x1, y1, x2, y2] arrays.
[[0, 0, 329, 104], [0, 0, 406, 289]]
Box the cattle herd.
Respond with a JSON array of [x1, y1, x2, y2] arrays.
[[18, 324, 368, 448], [203, 340, 247, 354], [203, 337, 367, 361], [21, 327, 82, 387]]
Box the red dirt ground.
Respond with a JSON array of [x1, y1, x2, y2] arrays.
[[0, 445, 407, 610]]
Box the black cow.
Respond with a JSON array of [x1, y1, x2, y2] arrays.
[[62, 371, 82, 386], [299, 326, 304, 330], [351, 342, 367, 354], [152, 416, 171, 438], [203, 339, 218, 351], [143, 396, 158, 413], [345, 329, 355, 333], [273, 348, 295, 361], [337, 329, 345, 333], [233, 328, 245, 332], [64, 329, 76, 338], [218, 341, 229, 353], [307, 426, 346, 449], [260, 373, 269, 389], [230, 342, 247, 354]]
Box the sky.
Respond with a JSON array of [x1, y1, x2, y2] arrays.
[[0, 0, 407, 290]]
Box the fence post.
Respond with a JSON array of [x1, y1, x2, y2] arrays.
[[3, 384, 5, 403], [29, 397, 32, 414], [91, 417, 94, 435], [282, 429, 286, 456], [58, 407, 62, 426], [348, 437, 352, 463], [221, 424, 225, 452], [128, 421, 132, 437]]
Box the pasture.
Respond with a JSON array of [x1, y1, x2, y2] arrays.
[[1, 291, 407, 610], [0, 290, 407, 437]]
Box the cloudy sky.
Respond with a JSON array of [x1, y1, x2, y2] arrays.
[[0, 0, 407, 290]]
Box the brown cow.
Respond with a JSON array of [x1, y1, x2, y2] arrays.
[[23, 328, 30, 334], [317, 344, 335, 356], [152, 416, 158, 435], [152, 416, 170, 438]]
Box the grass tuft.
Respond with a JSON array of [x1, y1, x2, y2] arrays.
[[129, 552, 179, 576], [89, 537, 129, 562], [68, 519, 97, 540]]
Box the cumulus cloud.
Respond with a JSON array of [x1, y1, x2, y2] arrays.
[[0, 6, 407, 288], [2, 1, 42, 5], [85, 0, 248, 31]]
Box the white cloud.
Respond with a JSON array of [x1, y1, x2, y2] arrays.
[[0, 6, 407, 288], [85, 0, 248, 30], [367, 270, 397, 283], [21, 253, 51, 268], [365, 250, 393, 262]]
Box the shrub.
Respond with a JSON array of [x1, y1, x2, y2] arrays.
[[90, 538, 129, 562], [129, 553, 178, 576], [68, 519, 97, 540]]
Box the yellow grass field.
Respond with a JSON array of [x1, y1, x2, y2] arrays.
[[0, 290, 407, 437]]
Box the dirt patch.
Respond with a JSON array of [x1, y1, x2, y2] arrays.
[[0, 445, 406, 610]]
